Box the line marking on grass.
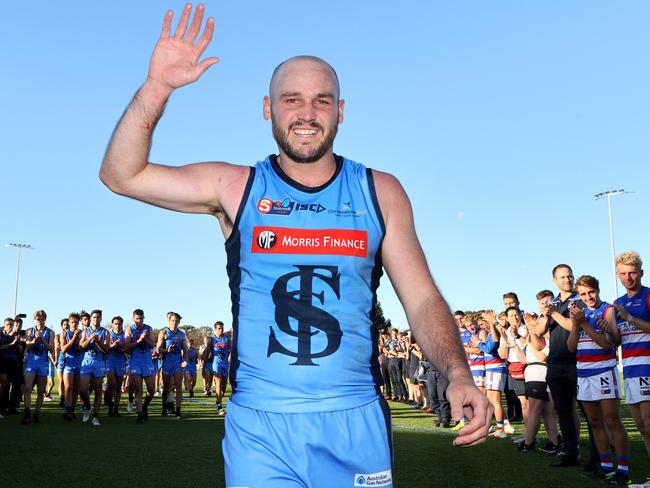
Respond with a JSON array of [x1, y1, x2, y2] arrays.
[[393, 424, 457, 435]]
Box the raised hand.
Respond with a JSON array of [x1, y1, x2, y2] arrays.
[[614, 304, 631, 322], [597, 318, 611, 334], [569, 306, 585, 327], [147, 3, 219, 92], [481, 309, 497, 325]]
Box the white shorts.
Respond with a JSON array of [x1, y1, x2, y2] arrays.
[[577, 369, 620, 402], [485, 371, 506, 392], [624, 376, 650, 405], [472, 374, 485, 388]]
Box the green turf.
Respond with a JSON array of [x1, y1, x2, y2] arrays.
[[3, 383, 650, 487]]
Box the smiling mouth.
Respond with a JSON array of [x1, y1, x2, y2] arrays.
[[292, 128, 318, 137]]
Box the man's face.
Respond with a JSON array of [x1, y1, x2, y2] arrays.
[[69, 317, 79, 330], [168, 316, 180, 329], [553, 267, 574, 293], [61, 319, 69, 331], [617, 264, 643, 292], [214, 325, 224, 337], [3, 319, 13, 331], [81, 316, 90, 328], [133, 314, 144, 327], [503, 297, 519, 309], [91, 312, 101, 327], [454, 314, 464, 328], [464, 318, 477, 333], [264, 59, 344, 164], [577, 285, 600, 309], [537, 296, 553, 309], [112, 319, 123, 332]]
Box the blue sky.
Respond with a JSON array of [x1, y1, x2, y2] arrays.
[[2, 1, 649, 331]]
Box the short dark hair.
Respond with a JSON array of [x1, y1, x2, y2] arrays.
[[112, 316, 124, 324], [69, 313, 80, 321], [453, 310, 465, 317], [575, 275, 600, 291], [536, 289, 554, 300], [505, 306, 520, 316], [502, 292, 519, 302], [80, 311, 90, 320], [133, 309, 144, 317], [214, 321, 224, 328], [552, 264, 573, 278], [91, 309, 102, 316]]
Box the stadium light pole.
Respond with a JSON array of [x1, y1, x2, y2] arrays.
[[4, 243, 34, 316], [594, 190, 628, 299]]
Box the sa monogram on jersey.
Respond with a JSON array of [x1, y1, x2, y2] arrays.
[[226, 154, 385, 413]]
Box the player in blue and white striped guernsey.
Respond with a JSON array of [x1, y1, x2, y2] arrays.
[[568, 275, 629, 483]]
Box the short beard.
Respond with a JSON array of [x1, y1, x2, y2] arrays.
[[272, 117, 338, 164]]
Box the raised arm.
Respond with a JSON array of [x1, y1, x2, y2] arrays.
[[374, 171, 491, 447], [99, 4, 248, 220]]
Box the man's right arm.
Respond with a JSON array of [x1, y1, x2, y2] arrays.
[[99, 4, 248, 220]]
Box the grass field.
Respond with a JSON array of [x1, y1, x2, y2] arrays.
[[2, 380, 650, 487]]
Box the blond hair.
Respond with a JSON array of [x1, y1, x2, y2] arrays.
[[616, 251, 643, 270]]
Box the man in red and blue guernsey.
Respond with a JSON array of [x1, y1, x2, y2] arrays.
[[609, 252, 650, 468]]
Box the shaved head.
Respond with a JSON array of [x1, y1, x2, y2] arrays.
[[269, 55, 340, 101]]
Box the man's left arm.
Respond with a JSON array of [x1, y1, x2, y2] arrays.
[[373, 171, 492, 447]]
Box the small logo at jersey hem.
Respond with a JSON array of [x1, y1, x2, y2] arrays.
[[354, 469, 392, 486]]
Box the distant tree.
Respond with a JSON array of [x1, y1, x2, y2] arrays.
[[373, 302, 392, 332]]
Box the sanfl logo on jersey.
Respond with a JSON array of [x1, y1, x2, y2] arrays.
[[257, 197, 295, 215]]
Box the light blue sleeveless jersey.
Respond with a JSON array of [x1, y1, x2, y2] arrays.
[[163, 327, 185, 367], [225, 154, 385, 413]]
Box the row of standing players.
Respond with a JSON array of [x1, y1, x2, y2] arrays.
[[455, 251, 650, 486], [0, 308, 232, 425]]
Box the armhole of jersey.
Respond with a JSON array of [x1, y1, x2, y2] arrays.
[[366, 168, 386, 237], [224, 166, 256, 249]]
